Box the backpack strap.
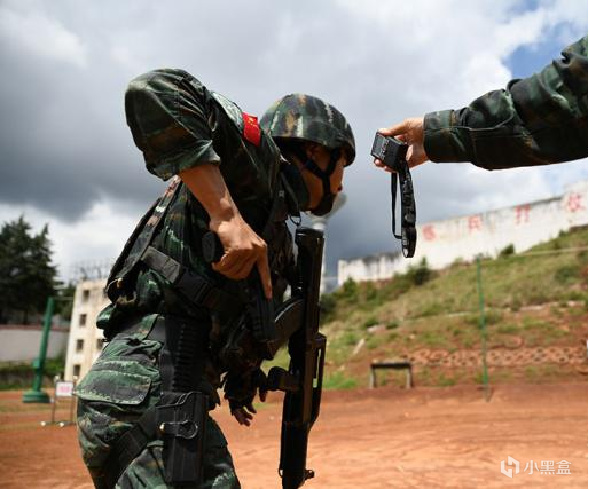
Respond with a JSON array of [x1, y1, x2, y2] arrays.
[[106, 177, 182, 301]]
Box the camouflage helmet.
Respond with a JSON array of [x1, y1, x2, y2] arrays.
[[260, 94, 355, 165]]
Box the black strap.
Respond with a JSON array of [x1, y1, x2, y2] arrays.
[[391, 172, 399, 239], [106, 199, 159, 291], [102, 315, 213, 488], [391, 168, 417, 258], [107, 177, 183, 299], [261, 185, 286, 241], [279, 167, 302, 225], [141, 246, 242, 316], [101, 408, 158, 488]]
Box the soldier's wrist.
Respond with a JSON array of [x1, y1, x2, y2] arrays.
[[208, 199, 240, 223]]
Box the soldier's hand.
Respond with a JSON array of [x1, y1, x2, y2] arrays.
[[210, 215, 273, 299], [226, 368, 268, 427], [230, 388, 267, 426], [178, 163, 272, 298], [374, 117, 428, 171], [231, 403, 257, 427]]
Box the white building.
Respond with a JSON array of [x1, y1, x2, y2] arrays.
[[338, 180, 588, 285], [64, 280, 109, 380]]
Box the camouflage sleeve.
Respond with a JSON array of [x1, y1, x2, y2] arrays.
[[125, 69, 222, 180], [424, 36, 588, 170]]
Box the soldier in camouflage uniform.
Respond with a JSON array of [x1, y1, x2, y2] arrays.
[[374, 36, 587, 170], [75, 69, 355, 489]]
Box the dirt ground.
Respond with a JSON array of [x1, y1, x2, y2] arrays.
[[0, 383, 586, 489]]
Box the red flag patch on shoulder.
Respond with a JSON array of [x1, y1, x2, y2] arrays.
[[242, 112, 261, 146]]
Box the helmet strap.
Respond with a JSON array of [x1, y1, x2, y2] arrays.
[[304, 149, 340, 216]]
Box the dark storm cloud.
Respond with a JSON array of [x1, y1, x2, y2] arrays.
[[0, 0, 363, 221], [0, 0, 586, 277], [0, 1, 162, 220]]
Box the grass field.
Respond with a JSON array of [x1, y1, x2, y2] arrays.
[[264, 227, 588, 388]]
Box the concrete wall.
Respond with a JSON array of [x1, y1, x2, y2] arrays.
[[64, 280, 110, 381], [338, 180, 588, 285], [0, 325, 69, 362]]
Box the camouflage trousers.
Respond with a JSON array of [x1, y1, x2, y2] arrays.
[[76, 313, 240, 489]]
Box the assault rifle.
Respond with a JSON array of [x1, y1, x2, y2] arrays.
[[266, 227, 326, 488], [202, 227, 326, 488]]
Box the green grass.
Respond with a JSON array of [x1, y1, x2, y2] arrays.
[[366, 336, 381, 350], [437, 373, 457, 387], [265, 229, 587, 388], [523, 364, 563, 383], [262, 346, 289, 372], [0, 356, 65, 390], [361, 316, 379, 329], [315, 228, 587, 386], [322, 228, 586, 326], [323, 371, 358, 390]]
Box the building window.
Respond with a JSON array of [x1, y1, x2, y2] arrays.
[[73, 364, 81, 378], [76, 339, 84, 353], [83, 289, 90, 301], [96, 338, 103, 350], [79, 314, 87, 327]]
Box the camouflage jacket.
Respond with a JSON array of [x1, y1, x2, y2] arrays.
[[424, 36, 587, 169], [109, 69, 308, 321]]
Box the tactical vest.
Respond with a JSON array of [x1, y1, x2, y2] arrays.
[[98, 165, 299, 333]]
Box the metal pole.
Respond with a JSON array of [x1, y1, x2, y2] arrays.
[[476, 257, 490, 402], [23, 297, 54, 403]]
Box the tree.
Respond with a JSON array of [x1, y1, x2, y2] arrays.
[[406, 257, 433, 286], [0, 216, 56, 323], [55, 282, 76, 322]]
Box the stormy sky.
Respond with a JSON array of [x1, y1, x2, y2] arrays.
[[0, 0, 587, 282]]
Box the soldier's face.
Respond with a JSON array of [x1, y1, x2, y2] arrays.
[[302, 145, 346, 209]]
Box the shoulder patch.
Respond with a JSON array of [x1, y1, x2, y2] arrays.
[[243, 112, 261, 146]]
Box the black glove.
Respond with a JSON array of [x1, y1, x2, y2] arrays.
[[224, 368, 268, 425]]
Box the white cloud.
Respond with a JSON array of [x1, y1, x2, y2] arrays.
[[0, 6, 87, 67], [0, 201, 138, 282]]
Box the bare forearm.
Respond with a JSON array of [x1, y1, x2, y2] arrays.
[[178, 164, 272, 297], [179, 163, 239, 223]]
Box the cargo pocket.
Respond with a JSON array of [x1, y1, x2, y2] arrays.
[[76, 362, 153, 405], [76, 366, 155, 475], [76, 324, 163, 473]]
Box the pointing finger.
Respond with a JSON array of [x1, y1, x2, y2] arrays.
[[256, 252, 273, 300]]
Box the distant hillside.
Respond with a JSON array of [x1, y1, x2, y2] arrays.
[[267, 227, 588, 388]]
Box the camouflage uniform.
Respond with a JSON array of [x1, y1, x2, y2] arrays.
[[76, 69, 354, 488], [76, 313, 238, 488], [425, 36, 587, 169]]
